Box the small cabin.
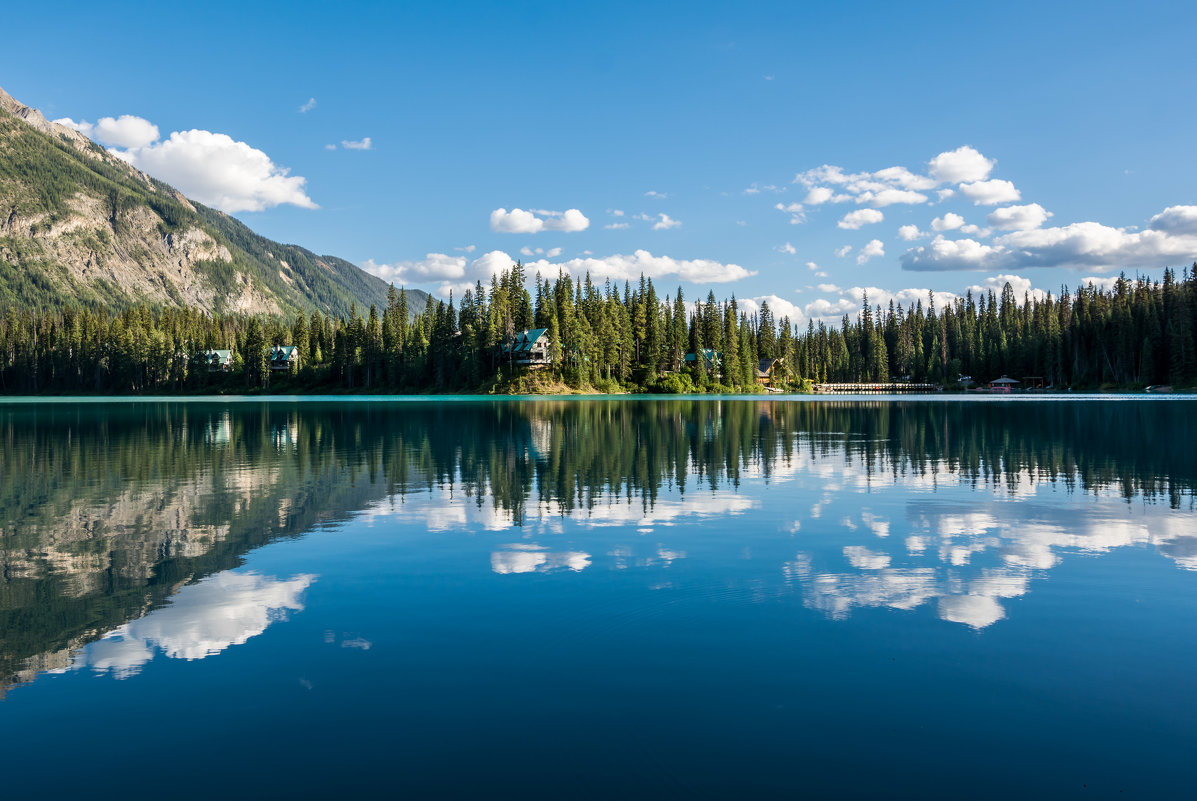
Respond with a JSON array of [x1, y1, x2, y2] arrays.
[[684, 349, 722, 374], [205, 349, 233, 372], [269, 345, 300, 371], [756, 357, 784, 387], [502, 328, 552, 367]]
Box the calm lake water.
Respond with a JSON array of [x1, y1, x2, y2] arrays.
[[1, 396, 1194, 799]]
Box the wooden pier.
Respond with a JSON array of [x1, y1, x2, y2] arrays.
[[813, 382, 943, 394]]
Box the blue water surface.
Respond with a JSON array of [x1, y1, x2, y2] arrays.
[[0, 397, 1193, 799]]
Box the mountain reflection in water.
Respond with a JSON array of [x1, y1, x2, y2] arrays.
[[1, 398, 1194, 694]]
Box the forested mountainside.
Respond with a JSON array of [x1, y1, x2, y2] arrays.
[[0, 86, 428, 318]]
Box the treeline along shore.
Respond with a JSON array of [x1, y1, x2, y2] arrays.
[[1, 263, 1196, 395]]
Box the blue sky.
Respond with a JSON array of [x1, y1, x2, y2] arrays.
[[4, 0, 1197, 321]]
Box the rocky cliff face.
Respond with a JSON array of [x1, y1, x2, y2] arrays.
[[0, 86, 428, 317]]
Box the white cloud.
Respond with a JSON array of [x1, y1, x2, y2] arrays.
[[96, 115, 161, 149], [937, 188, 956, 201], [928, 146, 995, 183], [856, 188, 929, 207], [775, 202, 806, 224], [838, 208, 884, 229], [857, 239, 885, 264], [605, 222, 630, 230], [898, 224, 924, 241], [900, 235, 1000, 271], [1148, 205, 1197, 235], [490, 207, 590, 234], [53, 116, 93, 135], [365, 249, 754, 295], [805, 297, 858, 319], [805, 261, 820, 271], [987, 203, 1052, 231], [652, 213, 682, 230], [55, 115, 161, 149], [645, 190, 667, 198], [959, 179, 1021, 205], [804, 186, 835, 205], [776, 242, 797, 255], [966, 274, 1047, 302], [454, 244, 477, 253], [816, 283, 841, 292], [871, 166, 939, 191], [324, 143, 337, 151], [738, 295, 804, 323], [523, 250, 755, 286], [931, 212, 966, 232], [120, 129, 317, 213], [299, 97, 317, 113], [341, 137, 373, 150], [835, 245, 852, 258], [609, 209, 625, 217]]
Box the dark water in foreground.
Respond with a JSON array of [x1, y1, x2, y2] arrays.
[[0, 397, 1194, 799]]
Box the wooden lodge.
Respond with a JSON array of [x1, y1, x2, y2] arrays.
[[501, 328, 552, 367], [756, 358, 784, 388]]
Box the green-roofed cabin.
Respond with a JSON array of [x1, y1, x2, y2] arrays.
[[684, 349, 721, 372], [269, 345, 301, 371], [204, 349, 233, 372], [502, 329, 552, 367]]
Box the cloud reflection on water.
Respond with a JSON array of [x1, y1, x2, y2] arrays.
[[66, 571, 316, 679]]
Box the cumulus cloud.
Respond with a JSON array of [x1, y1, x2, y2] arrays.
[[900, 235, 1000, 271], [857, 239, 885, 264], [776, 242, 797, 255], [645, 190, 667, 198], [490, 207, 590, 234], [838, 208, 884, 229], [363, 249, 754, 296], [299, 97, 317, 113], [931, 213, 965, 232], [652, 213, 682, 230], [605, 222, 630, 230], [987, 203, 1052, 231], [1147, 205, 1197, 235], [928, 145, 995, 183], [898, 224, 925, 241], [738, 294, 804, 323], [902, 206, 1197, 272], [55, 114, 161, 149], [959, 179, 1021, 205], [341, 137, 373, 150], [966, 274, 1047, 302], [122, 129, 317, 213], [835, 245, 853, 258], [804, 186, 835, 205]]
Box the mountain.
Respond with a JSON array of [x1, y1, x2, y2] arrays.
[[0, 86, 430, 318]]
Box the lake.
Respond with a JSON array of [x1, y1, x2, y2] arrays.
[[1, 396, 1194, 799]]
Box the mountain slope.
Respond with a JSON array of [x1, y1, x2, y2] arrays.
[[0, 86, 429, 318]]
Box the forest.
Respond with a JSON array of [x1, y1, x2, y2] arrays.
[[0, 261, 1195, 394]]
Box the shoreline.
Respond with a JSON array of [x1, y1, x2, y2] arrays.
[[0, 392, 1192, 403]]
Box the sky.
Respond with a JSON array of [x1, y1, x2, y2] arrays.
[[4, 0, 1197, 323]]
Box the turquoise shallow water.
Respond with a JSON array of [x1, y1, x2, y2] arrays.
[[0, 398, 1194, 799]]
